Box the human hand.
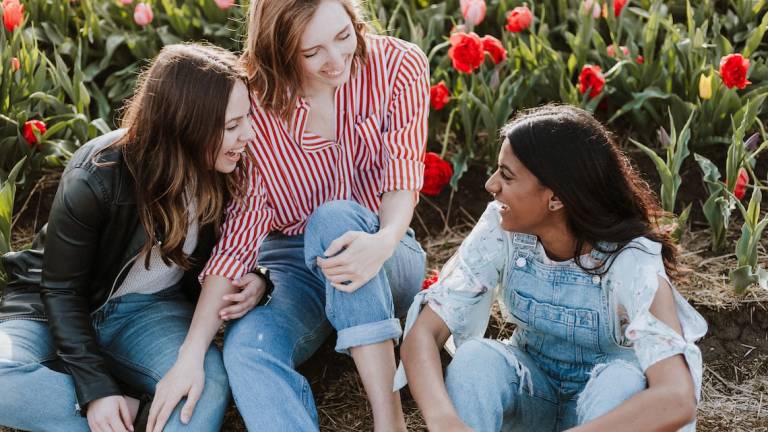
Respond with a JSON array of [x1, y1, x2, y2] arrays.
[[219, 272, 266, 320], [316, 231, 395, 292], [146, 357, 205, 432], [87, 395, 134, 432]]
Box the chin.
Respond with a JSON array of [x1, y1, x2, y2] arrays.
[[215, 164, 237, 174]]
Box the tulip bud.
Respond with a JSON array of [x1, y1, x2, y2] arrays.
[[215, 0, 235, 10], [11, 57, 20, 71], [657, 127, 670, 148], [133, 2, 153, 27], [699, 73, 712, 100], [744, 133, 760, 152]]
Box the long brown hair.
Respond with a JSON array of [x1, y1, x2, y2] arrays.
[[107, 43, 249, 270], [242, 0, 369, 121], [501, 104, 680, 279]]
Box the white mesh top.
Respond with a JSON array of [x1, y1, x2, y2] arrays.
[[114, 196, 198, 298]]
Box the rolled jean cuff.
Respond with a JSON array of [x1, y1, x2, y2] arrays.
[[335, 318, 403, 355]]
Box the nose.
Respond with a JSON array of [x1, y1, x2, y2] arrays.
[[240, 123, 256, 142], [485, 174, 499, 195], [326, 47, 345, 70]]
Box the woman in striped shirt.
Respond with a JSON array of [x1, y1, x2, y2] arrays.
[[153, 0, 429, 430]]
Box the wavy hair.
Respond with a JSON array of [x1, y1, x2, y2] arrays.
[[242, 0, 369, 121], [104, 43, 249, 270], [501, 104, 680, 279]]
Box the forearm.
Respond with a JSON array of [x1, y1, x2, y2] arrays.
[[402, 328, 460, 427], [568, 387, 696, 432], [178, 274, 238, 361], [376, 189, 416, 250]]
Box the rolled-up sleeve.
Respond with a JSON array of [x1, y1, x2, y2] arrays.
[[200, 155, 274, 282], [380, 45, 429, 195]]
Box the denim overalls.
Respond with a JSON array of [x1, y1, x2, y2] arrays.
[[444, 233, 647, 432]]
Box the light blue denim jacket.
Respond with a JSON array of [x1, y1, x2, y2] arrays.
[[395, 202, 707, 430]]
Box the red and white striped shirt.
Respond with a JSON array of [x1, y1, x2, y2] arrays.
[[201, 35, 430, 281]]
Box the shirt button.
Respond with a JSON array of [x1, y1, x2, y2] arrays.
[[515, 257, 526, 268], [592, 275, 601, 284]]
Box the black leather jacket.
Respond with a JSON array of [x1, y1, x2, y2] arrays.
[[0, 130, 216, 409]]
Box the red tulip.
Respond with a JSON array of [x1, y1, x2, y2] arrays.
[[215, 0, 235, 10], [481, 35, 507, 65], [422, 152, 453, 196], [613, 0, 628, 17], [719, 53, 751, 90], [2, 0, 24, 33], [578, 65, 605, 99], [460, 0, 486, 27], [635, 55, 644, 64], [448, 32, 485, 74], [734, 168, 749, 200], [430, 82, 450, 111], [421, 269, 439, 290], [11, 56, 19, 71], [22, 120, 46, 147], [505, 5, 532, 33], [133, 2, 153, 27]]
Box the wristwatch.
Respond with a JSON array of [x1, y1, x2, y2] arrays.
[[252, 265, 274, 306]]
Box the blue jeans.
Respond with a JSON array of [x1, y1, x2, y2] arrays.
[[446, 339, 647, 431], [224, 200, 426, 431], [0, 286, 229, 431]]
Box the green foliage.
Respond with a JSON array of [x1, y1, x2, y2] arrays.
[[630, 108, 694, 214]]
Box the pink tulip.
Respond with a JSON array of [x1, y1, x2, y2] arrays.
[[582, 0, 601, 18], [133, 2, 153, 27], [119, 0, 133, 5], [214, 0, 235, 10], [460, 0, 486, 27]]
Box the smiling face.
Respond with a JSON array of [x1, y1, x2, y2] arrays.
[[485, 139, 556, 234], [299, 0, 358, 95], [214, 80, 254, 174]]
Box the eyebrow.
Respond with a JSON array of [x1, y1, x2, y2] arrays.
[[301, 24, 351, 52], [225, 113, 247, 123], [499, 164, 515, 176]]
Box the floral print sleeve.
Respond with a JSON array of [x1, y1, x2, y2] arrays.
[[394, 202, 508, 390], [609, 238, 708, 406]]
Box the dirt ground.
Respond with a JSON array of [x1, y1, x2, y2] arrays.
[[2, 153, 768, 431]]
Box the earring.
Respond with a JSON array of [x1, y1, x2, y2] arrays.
[[549, 204, 557, 210]]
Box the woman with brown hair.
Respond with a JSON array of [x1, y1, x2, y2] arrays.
[[0, 43, 267, 432], [153, 0, 429, 430]]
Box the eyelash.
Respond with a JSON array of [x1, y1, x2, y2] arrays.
[[303, 33, 352, 58], [498, 168, 512, 181], [226, 124, 238, 131]]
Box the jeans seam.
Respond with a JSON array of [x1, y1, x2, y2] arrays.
[[102, 351, 163, 383], [290, 319, 329, 367]]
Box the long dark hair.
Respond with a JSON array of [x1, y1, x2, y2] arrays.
[[104, 43, 249, 270], [501, 104, 679, 278]]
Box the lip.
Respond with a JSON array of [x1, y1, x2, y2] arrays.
[[224, 148, 244, 163]]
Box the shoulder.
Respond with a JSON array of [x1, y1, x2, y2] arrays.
[[66, 129, 126, 173], [610, 237, 664, 273], [62, 129, 127, 203], [364, 35, 428, 77], [458, 202, 511, 264]]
